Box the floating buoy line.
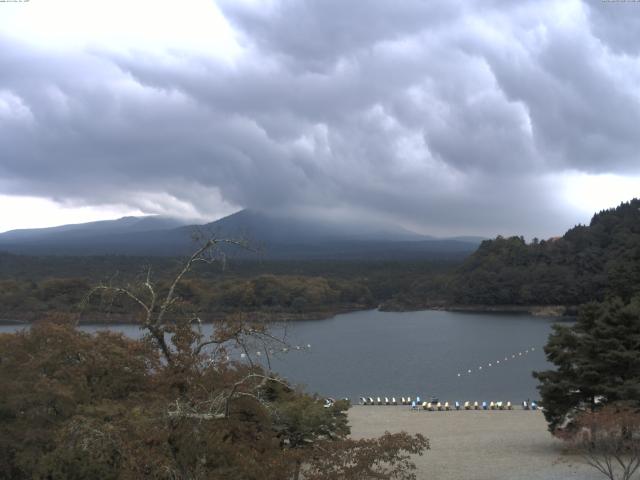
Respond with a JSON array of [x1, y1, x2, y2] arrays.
[[456, 347, 537, 378], [214, 344, 312, 362]]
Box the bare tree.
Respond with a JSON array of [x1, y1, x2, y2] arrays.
[[568, 404, 640, 480], [85, 236, 293, 419]]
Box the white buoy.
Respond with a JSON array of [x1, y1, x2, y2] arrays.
[[478, 366, 483, 370], [457, 373, 461, 377], [488, 363, 492, 367], [468, 369, 472, 374]]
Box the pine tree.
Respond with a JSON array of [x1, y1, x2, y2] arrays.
[[534, 296, 640, 432]]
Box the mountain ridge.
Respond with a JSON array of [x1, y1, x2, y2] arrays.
[[0, 209, 484, 259], [0, 216, 191, 241]]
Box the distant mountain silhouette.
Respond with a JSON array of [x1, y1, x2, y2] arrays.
[[0, 216, 189, 242], [196, 209, 429, 243], [0, 210, 483, 259]]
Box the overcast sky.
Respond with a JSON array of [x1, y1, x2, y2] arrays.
[[0, 0, 638, 237]]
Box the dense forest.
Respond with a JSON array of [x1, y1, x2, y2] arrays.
[[0, 256, 457, 322], [0, 275, 375, 322], [391, 199, 640, 310]]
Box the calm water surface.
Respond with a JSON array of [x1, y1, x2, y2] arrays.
[[1, 309, 565, 402]]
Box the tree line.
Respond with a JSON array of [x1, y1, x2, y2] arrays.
[[0, 257, 458, 321], [0, 275, 375, 321]]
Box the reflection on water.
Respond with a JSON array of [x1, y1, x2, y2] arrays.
[[0, 309, 562, 401]]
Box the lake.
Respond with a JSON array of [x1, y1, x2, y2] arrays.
[[0, 309, 564, 403]]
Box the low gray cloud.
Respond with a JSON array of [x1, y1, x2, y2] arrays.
[[0, 0, 639, 237], [585, 0, 640, 56]]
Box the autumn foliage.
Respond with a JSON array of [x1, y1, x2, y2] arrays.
[[0, 319, 428, 479], [0, 240, 428, 479]]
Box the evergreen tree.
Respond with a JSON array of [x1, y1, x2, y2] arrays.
[[534, 296, 640, 432]]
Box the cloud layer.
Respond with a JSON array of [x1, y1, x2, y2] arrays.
[[0, 0, 639, 236]]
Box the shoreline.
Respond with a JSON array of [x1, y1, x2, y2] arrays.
[[380, 303, 575, 317], [439, 304, 572, 317], [0, 306, 365, 325], [0, 303, 574, 325]]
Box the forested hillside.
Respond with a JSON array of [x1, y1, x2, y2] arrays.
[[0, 256, 456, 321], [449, 199, 640, 306]]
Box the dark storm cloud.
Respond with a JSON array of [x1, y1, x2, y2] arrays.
[[0, 0, 639, 237]]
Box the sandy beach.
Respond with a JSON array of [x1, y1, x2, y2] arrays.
[[348, 406, 602, 480]]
